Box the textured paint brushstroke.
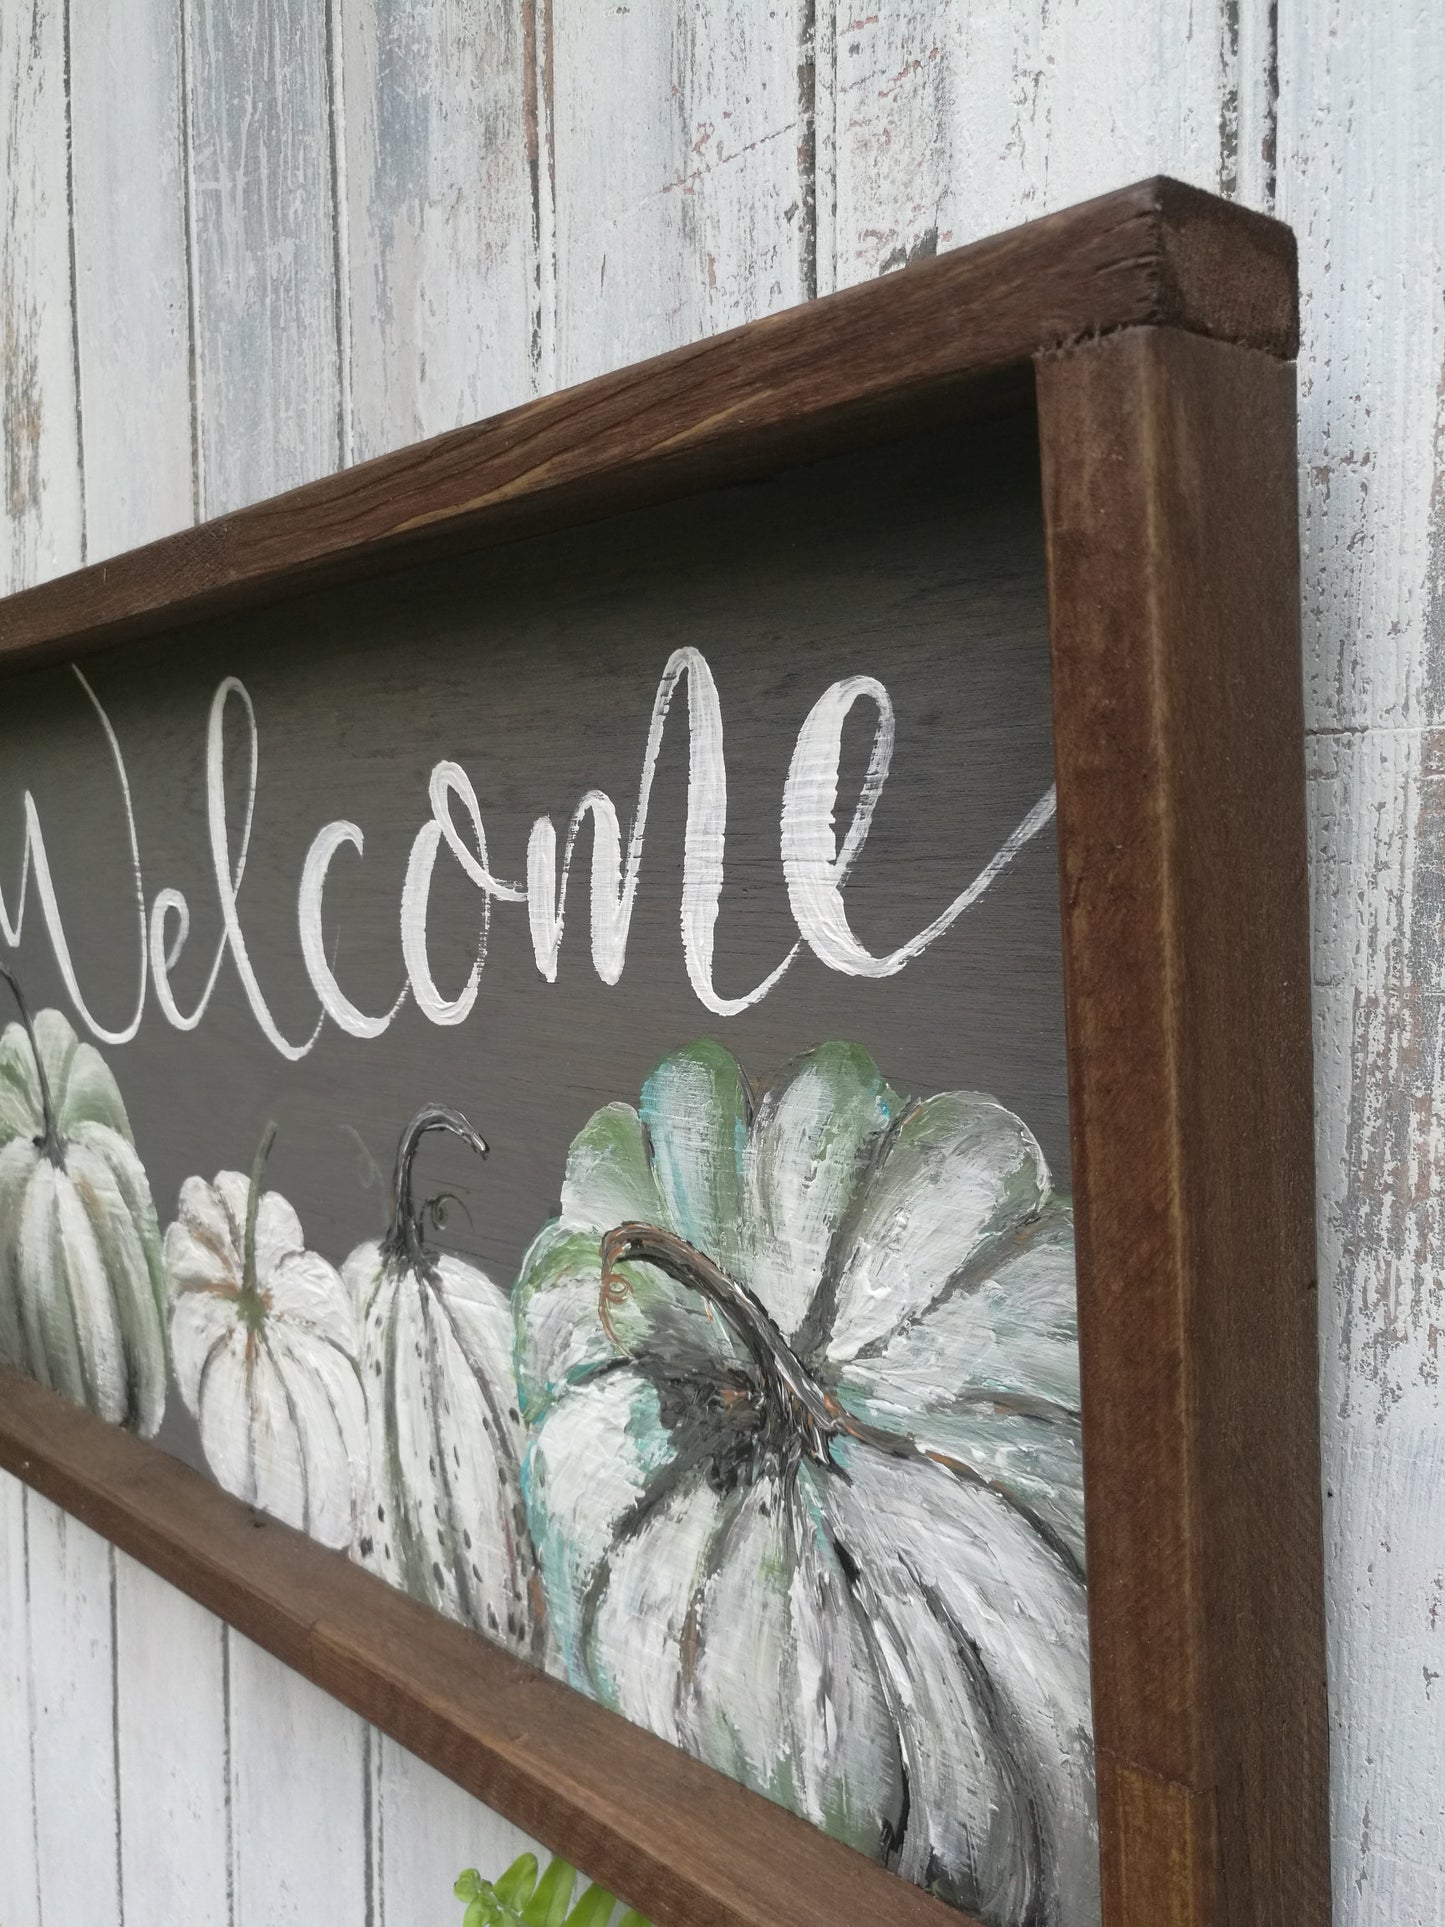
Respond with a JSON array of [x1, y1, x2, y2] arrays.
[[347, 1105, 541, 1660], [516, 1039, 1096, 1927], [0, 981, 166, 1435], [165, 1135, 365, 1549]]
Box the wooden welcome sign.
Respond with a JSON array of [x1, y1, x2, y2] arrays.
[[0, 179, 1328, 1927]]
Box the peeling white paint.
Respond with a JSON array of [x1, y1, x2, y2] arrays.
[[1281, 0, 1445, 1915]]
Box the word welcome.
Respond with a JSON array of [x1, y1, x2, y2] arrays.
[[1, 650, 1055, 1059]]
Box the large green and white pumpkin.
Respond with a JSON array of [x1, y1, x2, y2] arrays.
[[515, 1039, 1096, 1927], [0, 965, 167, 1435], [346, 1105, 541, 1661], [165, 1125, 366, 1550]]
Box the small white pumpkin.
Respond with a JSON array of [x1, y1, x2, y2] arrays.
[[347, 1105, 541, 1660], [165, 1125, 366, 1550], [0, 964, 166, 1435]]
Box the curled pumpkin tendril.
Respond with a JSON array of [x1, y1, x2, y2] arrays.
[[422, 1190, 473, 1238], [597, 1234, 634, 1350]]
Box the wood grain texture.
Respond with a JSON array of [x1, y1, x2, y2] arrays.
[[0, 0, 82, 596], [827, 0, 1257, 289], [168, 91, 353, 1920], [1038, 326, 1328, 1926], [0, 1365, 975, 1927], [1276, 3, 1445, 1919], [550, 1, 810, 386], [373, 1736, 545, 1927], [69, 0, 195, 561], [229, 1634, 370, 1927], [0, 174, 1321, 1926], [0, 1472, 40, 1927], [0, 175, 1295, 669], [337, 0, 539, 458], [114, 1554, 230, 1927], [186, 0, 342, 513], [24, 1495, 122, 1927]]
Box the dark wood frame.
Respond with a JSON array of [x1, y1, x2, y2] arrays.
[[0, 177, 1328, 1927]]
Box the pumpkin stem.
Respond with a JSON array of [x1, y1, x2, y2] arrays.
[[0, 961, 63, 1162], [600, 1223, 847, 1465], [237, 1119, 278, 1329], [383, 1104, 488, 1280], [601, 1226, 1081, 1549]]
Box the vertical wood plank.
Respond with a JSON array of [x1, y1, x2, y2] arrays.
[[1231, 0, 1279, 213], [828, 0, 1254, 288], [337, 0, 537, 459], [69, 0, 195, 561], [0, 1472, 40, 1927], [26, 1495, 122, 1927], [228, 1632, 368, 1925], [374, 1733, 540, 1925], [114, 1555, 231, 1927], [0, 0, 83, 593], [1278, 4, 1445, 1920], [186, 0, 343, 513], [550, 1, 811, 385], [182, 10, 352, 1900]]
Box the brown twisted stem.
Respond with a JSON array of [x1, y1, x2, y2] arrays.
[[599, 1221, 922, 1467]]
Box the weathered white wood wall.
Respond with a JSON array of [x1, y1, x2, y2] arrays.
[[1, 2, 1441, 1922]]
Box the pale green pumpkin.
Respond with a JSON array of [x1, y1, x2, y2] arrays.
[[515, 1038, 1097, 1927], [0, 965, 167, 1436]]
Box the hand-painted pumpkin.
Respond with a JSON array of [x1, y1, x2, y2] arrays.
[[515, 1039, 1097, 1927], [165, 1125, 366, 1550], [0, 965, 166, 1435], [347, 1105, 541, 1661]]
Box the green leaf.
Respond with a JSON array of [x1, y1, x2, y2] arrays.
[[521, 1856, 576, 1927], [495, 1854, 540, 1908], [457, 1852, 653, 1927], [564, 1881, 617, 1926]]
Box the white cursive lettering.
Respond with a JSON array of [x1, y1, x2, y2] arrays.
[[781, 673, 1056, 976]]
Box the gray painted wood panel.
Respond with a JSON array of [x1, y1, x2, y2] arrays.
[[0, 420, 1063, 1319]]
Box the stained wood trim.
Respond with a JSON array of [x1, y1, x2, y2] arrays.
[[0, 176, 1294, 673], [0, 1366, 970, 1927], [1038, 326, 1329, 1927]]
